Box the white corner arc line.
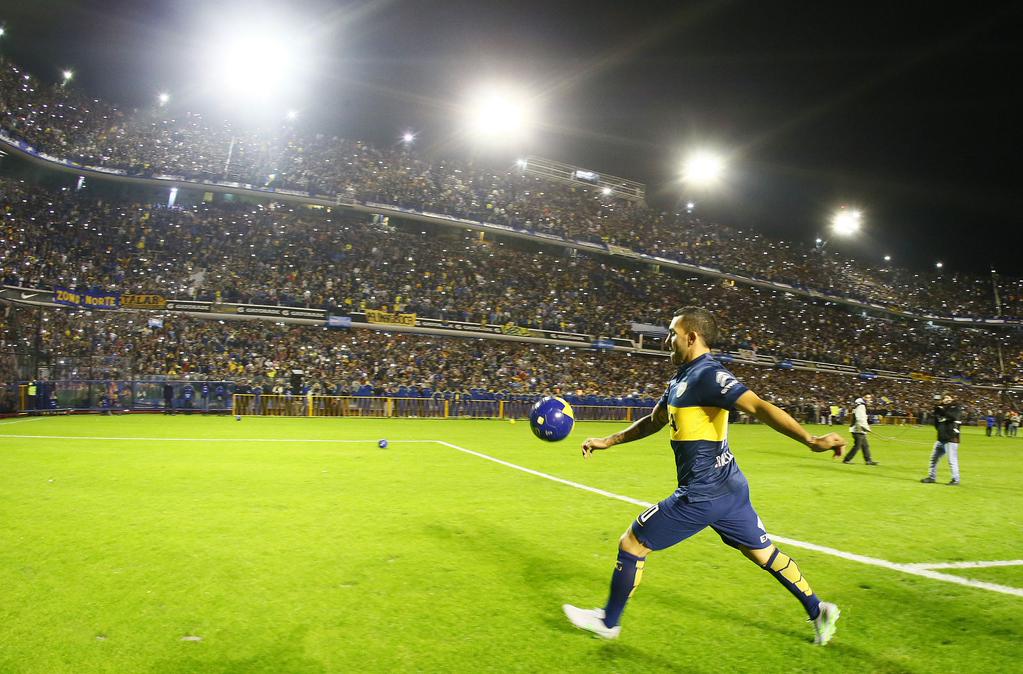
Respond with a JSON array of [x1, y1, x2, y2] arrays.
[[906, 560, 1023, 570], [434, 441, 1023, 599]]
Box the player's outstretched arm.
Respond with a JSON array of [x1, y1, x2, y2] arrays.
[[581, 401, 669, 458], [735, 390, 845, 457]]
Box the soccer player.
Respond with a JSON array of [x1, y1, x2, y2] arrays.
[[563, 307, 845, 645], [921, 394, 961, 485]]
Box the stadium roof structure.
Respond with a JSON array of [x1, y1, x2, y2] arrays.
[[521, 156, 645, 202]]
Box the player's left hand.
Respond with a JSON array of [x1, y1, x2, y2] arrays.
[[808, 432, 845, 458], [581, 437, 613, 458]]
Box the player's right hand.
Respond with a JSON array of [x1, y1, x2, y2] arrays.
[[581, 437, 613, 458], [808, 432, 846, 458]]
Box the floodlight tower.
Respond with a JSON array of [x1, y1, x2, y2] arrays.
[[682, 151, 725, 188], [679, 150, 726, 216], [463, 84, 537, 148], [816, 207, 862, 251], [201, 16, 312, 180]]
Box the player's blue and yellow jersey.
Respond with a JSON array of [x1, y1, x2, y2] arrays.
[[658, 353, 750, 502]]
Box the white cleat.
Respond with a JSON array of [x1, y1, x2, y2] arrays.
[[812, 601, 841, 645], [562, 604, 621, 639]]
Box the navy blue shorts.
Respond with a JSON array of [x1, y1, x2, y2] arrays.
[[631, 486, 771, 551]]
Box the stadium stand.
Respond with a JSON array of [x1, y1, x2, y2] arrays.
[[1, 57, 1021, 420], [2, 55, 1022, 321]]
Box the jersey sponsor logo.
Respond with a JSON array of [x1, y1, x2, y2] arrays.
[[674, 381, 688, 398], [714, 448, 735, 469], [715, 370, 739, 396]]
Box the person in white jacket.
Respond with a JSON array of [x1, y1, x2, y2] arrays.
[[843, 394, 878, 465]]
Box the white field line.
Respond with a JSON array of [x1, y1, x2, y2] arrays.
[[434, 440, 1023, 599], [906, 560, 1023, 570], [0, 417, 44, 426]]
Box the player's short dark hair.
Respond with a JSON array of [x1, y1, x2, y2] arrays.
[[673, 306, 719, 347]]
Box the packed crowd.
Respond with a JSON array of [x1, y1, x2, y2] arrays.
[[2, 308, 1015, 421], [1, 176, 1023, 382], [3, 178, 1023, 380], [3, 57, 1022, 319]]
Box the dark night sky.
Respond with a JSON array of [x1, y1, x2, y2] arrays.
[[2, 0, 1021, 274]]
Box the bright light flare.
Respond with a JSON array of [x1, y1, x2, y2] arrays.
[[682, 151, 725, 187], [936, 261, 943, 269], [61, 69, 74, 82], [464, 85, 536, 143], [285, 109, 298, 121], [831, 208, 862, 236], [204, 21, 306, 105], [158, 92, 170, 106], [402, 131, 416, 144]]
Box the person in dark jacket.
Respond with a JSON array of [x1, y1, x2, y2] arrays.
[[163, 383, 175, 415], [921, 394, 961, 485]]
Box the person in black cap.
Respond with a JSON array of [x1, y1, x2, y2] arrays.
[[922, 394, 961, 485]]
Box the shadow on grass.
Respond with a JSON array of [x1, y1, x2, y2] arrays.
[[437, 516, 919, 674]]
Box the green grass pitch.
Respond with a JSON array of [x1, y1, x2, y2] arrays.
[[1, 415, 1020, 673]]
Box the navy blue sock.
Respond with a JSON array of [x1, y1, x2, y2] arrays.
[[764, 548, 821, 619], [603, 548, 647, 628]]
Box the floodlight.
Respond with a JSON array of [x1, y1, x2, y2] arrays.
[[830, 208, 862, 236], [158, 92, 170, 106], [884, 255, 891, 262], [601, 187, 612, 196], [464, 84, 536, 142], [402, 131, 415, 144], [204, 21, 306, 105], [61, 69, 74, 82], [516, 158, 527, 168], [936, 261, 943, 269], [682, 151, 724, 186], [686, 201, 695, 212], [285, 109, 298, 120], [0, 27, 6, 38]]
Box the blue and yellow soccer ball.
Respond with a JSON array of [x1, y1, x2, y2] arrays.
[[529, 396, 575, 442]]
